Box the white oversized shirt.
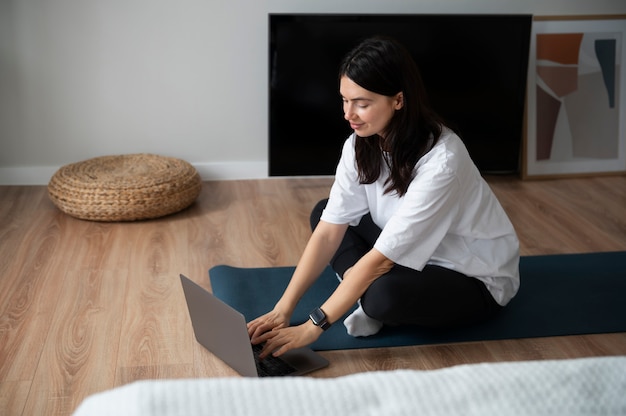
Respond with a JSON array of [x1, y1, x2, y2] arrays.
[[321, 129, 520, 306]]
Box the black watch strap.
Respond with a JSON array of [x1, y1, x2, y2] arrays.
[[309, 307, 331, 330]]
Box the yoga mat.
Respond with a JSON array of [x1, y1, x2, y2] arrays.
[[209, 251, 626, 351]]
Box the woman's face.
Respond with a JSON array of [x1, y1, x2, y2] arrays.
[[340, 76, 403, 138]]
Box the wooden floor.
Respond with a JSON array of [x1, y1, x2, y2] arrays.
[[1, 175, 625, 415]]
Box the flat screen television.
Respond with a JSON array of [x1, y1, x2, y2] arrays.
[[269, 14, 532, 176]]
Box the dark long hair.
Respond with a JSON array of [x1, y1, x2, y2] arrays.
[[339, 36, 444, 196]]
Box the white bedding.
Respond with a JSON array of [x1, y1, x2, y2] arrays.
[[73, 356, 626, 416]]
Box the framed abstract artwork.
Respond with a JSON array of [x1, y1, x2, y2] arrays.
[[524, 16, 626, 178]]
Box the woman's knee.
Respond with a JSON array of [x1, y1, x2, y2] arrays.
[[360, 277, 403, 323]]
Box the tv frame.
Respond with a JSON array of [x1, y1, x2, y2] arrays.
[[269, 13, 532, 176]]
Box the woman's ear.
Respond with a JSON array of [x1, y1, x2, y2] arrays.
[[394, 92, 404, 110]]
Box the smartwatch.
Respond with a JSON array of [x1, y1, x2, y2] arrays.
[[309, 307, 331, 331]]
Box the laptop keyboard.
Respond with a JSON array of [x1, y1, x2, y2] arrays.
[[252, 343, 297, 377]]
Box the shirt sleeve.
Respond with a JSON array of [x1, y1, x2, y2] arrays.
[[320, 135, 370, 226]]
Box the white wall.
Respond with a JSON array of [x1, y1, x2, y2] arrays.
[[1, 0, 625, 184]]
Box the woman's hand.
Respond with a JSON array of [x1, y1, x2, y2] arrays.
[[247, 308, 291, 344], [254, 321, 323, 359]]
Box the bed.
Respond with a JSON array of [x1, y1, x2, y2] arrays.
[[73, 356, 626, 415]]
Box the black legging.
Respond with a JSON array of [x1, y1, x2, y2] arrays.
[[311, 199, 502, 328]]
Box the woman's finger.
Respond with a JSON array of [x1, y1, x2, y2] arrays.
[[259, 330, 286, 359]]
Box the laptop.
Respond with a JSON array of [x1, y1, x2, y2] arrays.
[[179, 274, 329, 377]]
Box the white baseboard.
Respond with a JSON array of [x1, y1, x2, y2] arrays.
[[0, 161, 269, 185], [193, 161, 268, 181]]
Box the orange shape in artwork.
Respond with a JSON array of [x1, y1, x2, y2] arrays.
[[536, 33, 584, 65], [536, 65, 578, 97]]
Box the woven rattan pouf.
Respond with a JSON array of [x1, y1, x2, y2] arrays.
[[48, 154, 202, 221]]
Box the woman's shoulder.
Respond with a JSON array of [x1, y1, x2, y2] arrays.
[[416, 128, 473, 173], [340, 132, 357, 152], [334, 133, 359, 176], [436, 127, 464, 148], [338, 133, 361, 163], [426, 127, 468, 157]]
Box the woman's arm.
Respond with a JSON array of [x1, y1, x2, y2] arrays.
[[254, 246, 394, 358], [276, 220, 349, 316], [320, 248, 394, 325], [247, 220, 348, 341]]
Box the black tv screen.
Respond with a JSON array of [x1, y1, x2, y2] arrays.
[[269, 14, 532, 176]]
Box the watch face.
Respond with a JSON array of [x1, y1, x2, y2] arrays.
[[310, 308, 325, 325], [310, 308, 331, 330]]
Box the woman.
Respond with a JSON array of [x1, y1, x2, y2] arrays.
[[248, 36, 520, 358]]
